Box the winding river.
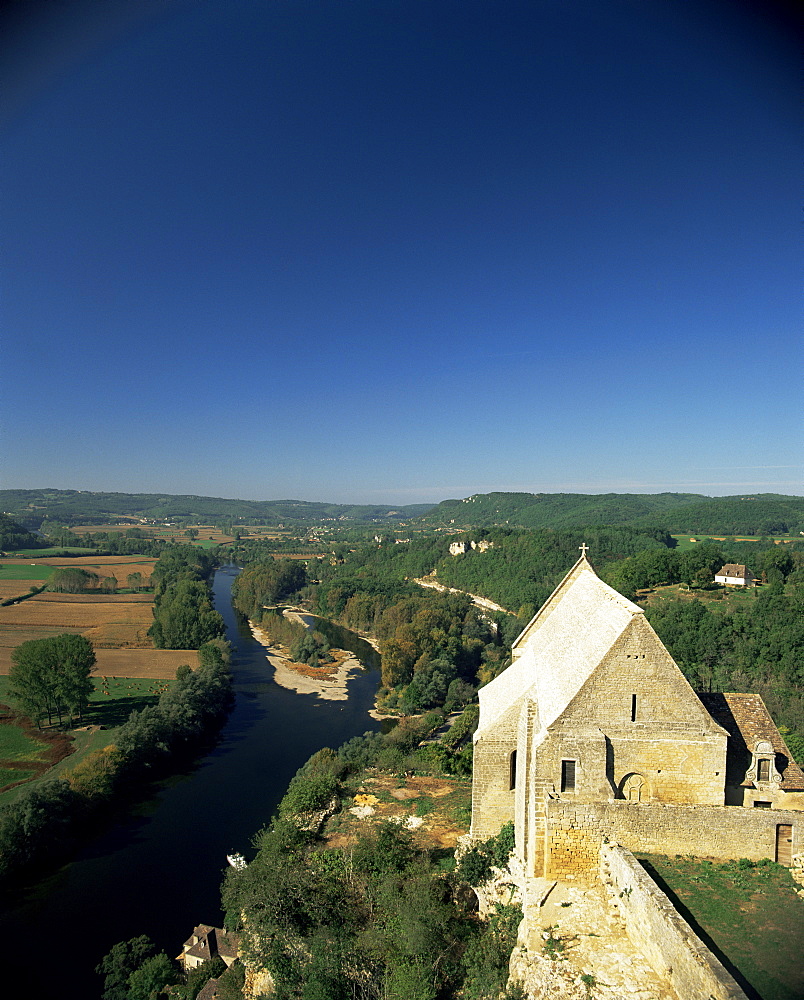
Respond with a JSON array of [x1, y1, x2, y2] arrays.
[[0, 566, 381, 999]]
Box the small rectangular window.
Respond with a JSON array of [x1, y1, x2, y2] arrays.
[[561, 759, 576, 792], [509, 750, 517, 790], [758, 759, 770, 782], [753, 801, 772, 809]]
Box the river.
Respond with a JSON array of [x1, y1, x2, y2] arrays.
[[0, 566, 381, 999]]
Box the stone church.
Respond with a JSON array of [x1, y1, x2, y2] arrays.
[[471, 549, 803, 877]]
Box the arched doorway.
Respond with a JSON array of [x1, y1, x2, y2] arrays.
[[620, 772, 646, 802]]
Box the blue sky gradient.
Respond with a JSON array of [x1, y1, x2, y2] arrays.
[[1, 0, 800, 504]]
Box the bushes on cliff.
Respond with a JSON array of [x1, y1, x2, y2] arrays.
[[279, 749, 345, 820], [456, 822, 515, 887]]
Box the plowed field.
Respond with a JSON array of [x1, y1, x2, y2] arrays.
[[0, 582, 42, 602], [0, 594, 154, 649], [0, 646, 198, 678]]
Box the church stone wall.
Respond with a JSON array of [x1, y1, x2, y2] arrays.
[[600, 844, 748, 1000], [471, 704, 519, 840], [542, 800, 802, 870], [558, 618, 728, 805]]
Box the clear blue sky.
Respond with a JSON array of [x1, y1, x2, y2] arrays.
[[1, 0, 800, 505]]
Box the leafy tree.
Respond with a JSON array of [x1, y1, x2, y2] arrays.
[[149, 578, 225, 649], [176, 956, 226, 1000], [96, 935, 157, 1000], [9, 634, 95, 727], [50, 567, 98, 592], [0, 513, 48, 550], [0, 778, 78, 879], [127, 952, 181, 1000]]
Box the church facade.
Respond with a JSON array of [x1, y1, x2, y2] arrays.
[[470, 551, 803, 876]]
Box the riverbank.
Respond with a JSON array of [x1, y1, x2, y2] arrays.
[[249, 623, 364, 701]]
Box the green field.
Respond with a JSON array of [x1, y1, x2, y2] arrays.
[[639, 854, 804, 1000], [0, 675, 176, 806], [0, 564, 55, 580], [0, 718, 51, 764], [3, 546, 93, 557], [670, 534, 797, 551]]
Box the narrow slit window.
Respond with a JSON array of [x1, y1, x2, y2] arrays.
[[631, 694, 637, 722], [509, 750, 517, 790], [561, 759, 576, 792]]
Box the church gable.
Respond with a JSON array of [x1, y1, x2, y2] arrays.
[[546, 616, 728, 805], [479, 554, 642, 738], [558, 616, 723, 733]]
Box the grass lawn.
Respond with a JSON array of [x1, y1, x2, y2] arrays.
[[0, 675, 176, 806], [4, 547, 93, 557], [0, 564, 55, 580], [638, 854, 804, 1000], [640, 582, 764, 613], [670, 535, 796, 551], [0, 717, 51, 763]]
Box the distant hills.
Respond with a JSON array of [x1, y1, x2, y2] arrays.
[[418, 491, 804, 534], [2, 488, 802, 536], [0, 489, 433, 527]]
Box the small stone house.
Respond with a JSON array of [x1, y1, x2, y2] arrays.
[[471, 551, 802, 877], [714, 563, 755, 586], [177, 924, 240, 971]]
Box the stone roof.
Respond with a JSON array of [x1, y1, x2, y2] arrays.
[[196, 980, 220, 1000], [699, 692, 804, 790], [184, 924, 216, 947], [715, 564, 751, 577], [181, 926, 240, 963], [478, 555, 644, 735]]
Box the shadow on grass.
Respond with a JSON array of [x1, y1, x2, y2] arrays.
[[637, 858, 762, 1000], [83, 695, 160, 729]]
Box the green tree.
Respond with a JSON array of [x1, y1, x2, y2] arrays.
[[9, 634, 95, 727], [96, 935, 157, 1000], [50, 567, 98, 593], [178, 957, 226, 1000], [149, 579, 225, 649], [127, 952, 180, 1000]]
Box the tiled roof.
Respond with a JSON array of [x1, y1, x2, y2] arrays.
[[215, 929, 240, 959], [479, 555, 643, 735], [196, 979, 220, 1000], [181, 926, 240, 962], [699, 692, 804, 790], [716, 564, 750, 577]]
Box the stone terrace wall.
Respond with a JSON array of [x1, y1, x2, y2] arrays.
[[546, 800, 801, 870], [600, 844, 748, 1000]]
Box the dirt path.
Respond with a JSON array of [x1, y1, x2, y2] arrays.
[[413, 576, 513, 615]]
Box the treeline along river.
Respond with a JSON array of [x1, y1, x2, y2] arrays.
[[0, 566, 381, 999]]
